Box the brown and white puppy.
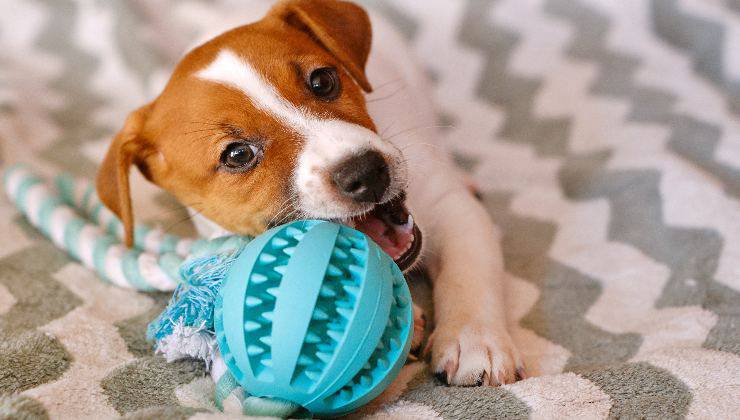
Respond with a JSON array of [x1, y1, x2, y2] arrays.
[[97, 0, 525, 386]]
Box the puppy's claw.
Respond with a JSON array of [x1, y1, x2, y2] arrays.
[[482, 371, 500, 387], [468, 372, 485, 387], [430, 323, 522, 387], [433, 371, 449, 386], [515, 366, 528, 381], [432, 358, 458, 386], [497, 370, 507, 386], [442, 359, 458, 385]]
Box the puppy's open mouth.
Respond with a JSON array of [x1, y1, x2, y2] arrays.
[[343, 194, 422, 271]]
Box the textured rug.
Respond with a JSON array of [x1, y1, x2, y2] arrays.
[[1, 0, 739, 418]]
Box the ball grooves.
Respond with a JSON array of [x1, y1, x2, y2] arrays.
[[242, 225, 304, 380], [290, 227, 367, 390]]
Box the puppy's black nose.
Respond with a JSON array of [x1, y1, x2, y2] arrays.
[[332, 150, 390, 203]]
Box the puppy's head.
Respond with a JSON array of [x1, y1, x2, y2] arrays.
[[97, 0, 421, 269]]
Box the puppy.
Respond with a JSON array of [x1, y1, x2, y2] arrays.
[[97, 0, 525, 386]]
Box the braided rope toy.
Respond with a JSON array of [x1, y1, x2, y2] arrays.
[[2, 164, 248, 291], [3, 164, 413, 418]]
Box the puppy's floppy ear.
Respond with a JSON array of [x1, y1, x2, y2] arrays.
[[269, 0, 373, 92], [96, 104, 154, 247]]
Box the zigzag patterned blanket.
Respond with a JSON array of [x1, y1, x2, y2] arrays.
[[1, 0, 739, 418]]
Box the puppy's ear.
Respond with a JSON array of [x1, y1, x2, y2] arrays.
[[270, 0, 373, 92], [96, 104, 154, 247]]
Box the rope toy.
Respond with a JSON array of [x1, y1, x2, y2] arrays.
[[3, 164, 413, 418]]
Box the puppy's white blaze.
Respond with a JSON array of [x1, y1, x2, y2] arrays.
[[197, 49, 311, 130], [196, 49, 406, 218]]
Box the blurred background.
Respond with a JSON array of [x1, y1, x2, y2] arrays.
[[0, 1, 738, 418]]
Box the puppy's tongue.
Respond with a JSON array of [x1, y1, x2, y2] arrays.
[[350, 197, 415, 261]]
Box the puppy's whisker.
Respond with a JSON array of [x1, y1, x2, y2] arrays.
[[266, 206, 287, 228], [268, 201, 296, 226], [371, 77, 403, 91], [275, 212, 297, 227], [181, 127, 223, 136], [163, 207, 202, 234], [399, 141, 447, 151], [278, 200, 303, 225], [149, 201, 204, 220], [383, 125, 454, 142], [186, 122, 222, 127], [366, 84, 406, 104], [380, 120, 398, 138], [397, 153, 451, 167], [193, 132, 229, 143], [188, 118, 228, 126], [184, 123, 224, 132], [274, 198, 305, 225], [401, 157, 450, 167], [273, 207, 300, 227], [272, 194, 296, 213], [266, 193, 300, 227], [187, 120, 244, 137]]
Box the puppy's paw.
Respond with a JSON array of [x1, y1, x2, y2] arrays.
[[426, 322, 525, 386]]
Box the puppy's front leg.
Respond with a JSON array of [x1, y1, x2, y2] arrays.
[[421, 188, 525, 386]]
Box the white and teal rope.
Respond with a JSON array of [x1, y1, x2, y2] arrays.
[[53, 172, 195, 258], [211, 351, 300, 417], [2, 164, 244, 292]]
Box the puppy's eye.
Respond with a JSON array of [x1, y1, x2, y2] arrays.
[[308, 67, 340, 100], [220, 142, 259, 171]]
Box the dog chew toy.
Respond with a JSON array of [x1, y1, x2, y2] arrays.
[[215, 220, 413, 417], [2, 165, 414, 418]]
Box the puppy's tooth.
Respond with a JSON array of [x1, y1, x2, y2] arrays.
[[404, 215, 414, 230]]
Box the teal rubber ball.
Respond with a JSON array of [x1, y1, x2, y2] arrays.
[[214, 220, 413, 417]]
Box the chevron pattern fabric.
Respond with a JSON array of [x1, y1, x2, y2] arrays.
[[1, 0, 739, 418]]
